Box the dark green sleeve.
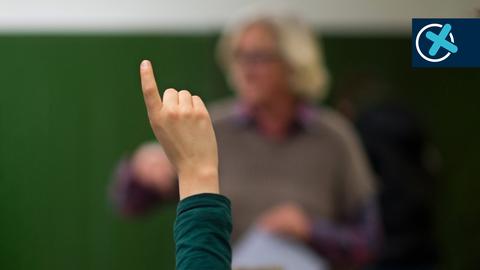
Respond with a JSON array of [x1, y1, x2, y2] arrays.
[[174, 193, 232, 270]]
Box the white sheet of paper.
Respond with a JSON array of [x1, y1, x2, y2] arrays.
[[232, 227, 329, 270]]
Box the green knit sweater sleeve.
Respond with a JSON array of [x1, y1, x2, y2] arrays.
[[174, 193, 232, 270]]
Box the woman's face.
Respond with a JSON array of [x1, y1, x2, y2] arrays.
[[230, 23, 291, 107]]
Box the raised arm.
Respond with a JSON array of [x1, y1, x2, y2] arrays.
[[139, 60, 231, 270]]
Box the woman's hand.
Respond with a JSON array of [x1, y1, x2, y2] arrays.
[[257, 202, 312, 242], [131, 142, 176, 195], [139, 60, 219, 200]]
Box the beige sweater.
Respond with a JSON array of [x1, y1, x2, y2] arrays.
[[208, 99, 376, 241]]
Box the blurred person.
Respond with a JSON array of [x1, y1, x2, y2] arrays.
[[357, 105, 439, 270], [112, 15, 381, 269], [334, 73, 439, 270]]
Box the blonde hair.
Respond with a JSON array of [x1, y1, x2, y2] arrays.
[[217, 15, 330, 101]]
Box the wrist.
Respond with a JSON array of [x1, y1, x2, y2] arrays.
[[177, 166, 219, 200]]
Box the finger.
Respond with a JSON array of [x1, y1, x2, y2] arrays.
[[140, 60, 163, 115], [163, 88, 179, 107], [178, 90, 193, 109], [192, 95, 207, 112]]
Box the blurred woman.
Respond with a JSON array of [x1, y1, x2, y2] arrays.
[[112, 15, 381, 270]]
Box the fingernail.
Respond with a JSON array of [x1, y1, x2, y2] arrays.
[[141, 60, 150, 69]]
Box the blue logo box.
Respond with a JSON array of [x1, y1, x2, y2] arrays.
[[412, 18, 480, 68]]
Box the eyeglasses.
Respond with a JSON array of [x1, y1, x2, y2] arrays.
[[233, 50, 282, 65]]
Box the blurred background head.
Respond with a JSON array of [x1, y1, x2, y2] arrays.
[[217, 15, 329, 106]]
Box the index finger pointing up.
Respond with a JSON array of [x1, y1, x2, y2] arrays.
[[140, 60, 163, 116]]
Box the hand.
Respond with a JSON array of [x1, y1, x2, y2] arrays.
[[139, 60, 219, 200], [131, 142, 176, 195], [257, 202, 312, 242]]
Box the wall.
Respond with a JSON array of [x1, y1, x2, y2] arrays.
[[0, 0, 478, 34]]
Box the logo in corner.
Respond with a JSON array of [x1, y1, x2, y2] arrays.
[[415, 23, 458, 63]]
